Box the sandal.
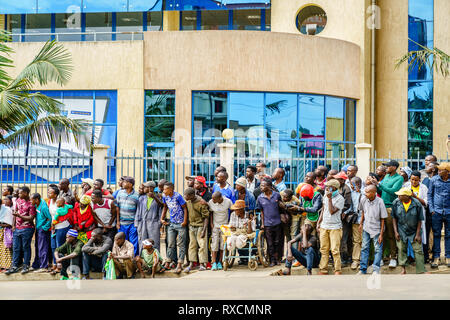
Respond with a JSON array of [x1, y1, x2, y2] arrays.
[[183, 266, 191, 273], [175, 266, 182, 274]]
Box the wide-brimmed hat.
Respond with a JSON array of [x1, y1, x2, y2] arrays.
[[230, 199, 246, 210], [185, 175, 196, 180], [81, 178, 94, 188], [437, 162, 450, 171], [395, 187, 412, 197], [143, 181, 156, 188]]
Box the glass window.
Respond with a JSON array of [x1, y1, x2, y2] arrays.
[[145, 90, 176, 144], [83, 0, 127, 13], [296, 5, 327, 35], [181, 11, 197, 30], [229, 92, 264, 139], [130, 0, 163, 12], [146, 146, 172, 182], [408, 111, 432, 145], [298, 94, 324, 140], [7, 14, 22, 42], [147, 11, 163, 31], [85, 12, 113, 41], [116, 12, 143, 40], [265, 93, 297, 140], [325, 143, 346, 170], [266, 139, 298, 159], [408, 81, 433, 110], [409, 0, 434, 21], [55, 13, 82, 41], [95, 91, 118, 125], [145, 117, 175, 142], [345, 99, 356, 142], [265, 9, 271, 31], [193, 92, 227, 139], [201, 10, 229, 30], [145, 91, 175, 116], [37, 0, 82, 14], [299, 140, 324, 158], [235, 139, 265, 158], [233, 9, 261, 30], [326, 96, 344, 141], [24, 13, 51, 42]]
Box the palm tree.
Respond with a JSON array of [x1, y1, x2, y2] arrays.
[[395, 38, 449, 78], [0, 30, 89, 149]]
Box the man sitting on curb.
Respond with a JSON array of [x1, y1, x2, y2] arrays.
[[109, 232, 136, 279], [135, 239, 163, 278], [82, 228, 112, 280], [53, 229, 83, 280], [282, 224, 319, 276]]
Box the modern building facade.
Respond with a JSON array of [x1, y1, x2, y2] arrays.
[[0, 0, 449, 184]]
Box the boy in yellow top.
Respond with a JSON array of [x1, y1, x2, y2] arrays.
[[183, 188, 210, 272]]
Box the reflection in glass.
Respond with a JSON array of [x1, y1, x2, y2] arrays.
[[181, 11, 197, 30], [145, 117, 175, 142], [116, 12, 143, 40], [408, 111, 432, 143], [24, 13, 51, 42], [326, 96, 344, 141], [298, 94, 324, 140], [37, 0, 82, 14], [130, 0, 163, 12], [201, 10, 228, 30], [325, 143, 346, 171], [85, 12, 112, 41], [193, 92, 227, 139], [145, 91, 175, 116], [265, 9, 271, 31], [266, 139, 297, 159], [83, 0, 127, 13], [1, 0, 36, 14], [147, 11, 163, 31], [146, 146, 172, 182], [296, 5, 327, 35], [265, 93, 297, 140], [408, 81, 433, 110], [233, 9, 261, 30], [345, 99, 356, 142], [235, 139, 264, 158], [229, 92, 264, 138], [408, 0, 434, 21], [55, 13, 82, 41], [7, 14, 22, 42]]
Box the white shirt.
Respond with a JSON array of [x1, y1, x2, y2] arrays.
[[49, 199, 70, 229], [320, 193, 345, 230], [208, 198, 232, 229], [246, 178, 257, 193], [0, 205, 13, 226]]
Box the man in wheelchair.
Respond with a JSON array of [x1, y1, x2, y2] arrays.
[[226, 200, 256, 258]]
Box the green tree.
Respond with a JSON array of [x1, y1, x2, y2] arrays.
[[0, 30, 89, 149]]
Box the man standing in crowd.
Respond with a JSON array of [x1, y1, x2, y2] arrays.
[[255, 162, 270, 181], [370, 160, 404, 268], [376, 165, 387, 182], [316, 179, 345, 275], [333, 172, 352, 266], [85, 179, 114, 199], [160, 182, 188, 274], [116, 177, 140, 257], [110, 231, 136, 279], [245, 165, 259, 193], [314, 166, 328, 190], [257, 179, 282, 267], [349, 177, 363, 270], [423, 162, 439, 189], [6, 186, 36, 275], [213, 171, 236, 203], [392, 188, 428, 274], [54, 229, 83, 280], [82, 228, 112, 279], [358, 185, 387, 275], [92, 189, 117, 242], [58, 178, 74, 205], [421, 154, 438, 180], [272, 168, 287, 193], [185, 176, 196, 188], [31, 193, 52, 273], [428, 162, 450, 268], [112, 176, 125, 199], [194, 176, 212, 202]]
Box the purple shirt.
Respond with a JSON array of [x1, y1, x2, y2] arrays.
[[257, 191, 281, 227]]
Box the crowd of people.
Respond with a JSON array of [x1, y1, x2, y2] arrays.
[[0, 155, 448, 280]]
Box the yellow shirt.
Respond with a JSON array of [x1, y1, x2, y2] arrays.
[[402, 200, 412, 213], [411, 185, 420, 196]]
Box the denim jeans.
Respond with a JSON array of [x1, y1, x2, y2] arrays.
[[118, 223, 139, 257], [167, 223, 187, 263], [285, 245, 320, 271], [12, 228, 35, 268], [360, 230, 383, 273], [431, 212, 450, 259], [51, 226, 70, 264], [82, 252, 108, 275]]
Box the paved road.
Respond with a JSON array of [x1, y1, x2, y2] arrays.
[[1, 270, 449, 300]]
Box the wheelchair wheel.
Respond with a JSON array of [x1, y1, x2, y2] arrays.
[[248, 259, 258, 271], [257, 230, 270, 267]]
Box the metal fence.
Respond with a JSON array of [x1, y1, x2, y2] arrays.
[[371, 151, 449, 171], [10, 31, 144, 42]]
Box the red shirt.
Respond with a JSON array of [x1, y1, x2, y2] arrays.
[[85, 189, 111, 196], [14, 198, 37, 230], [73, 203, 96, 238]]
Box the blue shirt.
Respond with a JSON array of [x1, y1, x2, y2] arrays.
[[257, 191, 282, 227], [112, 188, 122, 199], [427, 175, 450, 215], [35, 200, 52, 231], [212, 184, 236, 203], [163, 192, 186, 224], [274, 181, 287, 193], [116, 189, 140, 225], [233, 189, 256, 211]]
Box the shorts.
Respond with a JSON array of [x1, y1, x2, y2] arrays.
[[211, 227, 224, 252], [142, 261, 161, 273]]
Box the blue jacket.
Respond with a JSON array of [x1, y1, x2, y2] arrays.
[[233, 189, 256, 211], [427, 175, 450, 215]]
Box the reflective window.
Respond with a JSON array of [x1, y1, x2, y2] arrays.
[[233, 9, 261, 30], [144, 91, 176, 143], [326, 96, 344, 141], [83, 0, 127, 13], [181, 11, 197, 30], [85, 12, 113, 41], [0, 0, 37, 14], [345, 99, 356, 142], [298, 94, 324, 140], [265, 9, 271, 31], [24, 13, 51, 42], [229, 92, 264, 138], [296, 5, 327, 35], [7, 14, 22, 42], [116, 12, 144, 40], [408, 111, 433, 158], [55, 13, 82, 41], [193, 92, 227, 139], [265, 93, 297, 140], [130, 0, 163, 12], [147, 11, 163, 31], [408, 81, 433, 110], [201, 10, 228, 30]]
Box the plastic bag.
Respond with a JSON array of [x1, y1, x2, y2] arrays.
[[104, 252, 116, 280]]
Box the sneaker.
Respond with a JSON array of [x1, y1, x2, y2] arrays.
[[198, 265, 206, 271], [431, 258, 440, 268], [59, 276, 69, 280], [351, 261, 359, 270], [217, 262, 223, 270], [5, 267, 19, 275], [183, 266, 191, 273], [206, 262, 212, 270], [357, 270, 366, 275], [380, 259, 384, 267], [21, 266, 30, 274], [292, 261, 301, 267], [211, 263, 218, 271], [29, 267, 35, 272], [388, 259, 397, 268], [372, 269, 381, 275]]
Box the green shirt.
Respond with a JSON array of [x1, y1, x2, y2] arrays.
[[378, 173, 404, 208], [187, 196, 210, 227], [391, 197, 424, 243], [55, 240, 83, 256], [147, 197, 153, 210], [141, 248, 162, 267]]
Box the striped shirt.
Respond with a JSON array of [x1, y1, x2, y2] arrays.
[[93, 199, 115, 227], [116, 189, 140, 225]]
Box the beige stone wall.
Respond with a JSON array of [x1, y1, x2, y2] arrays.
[[375, 0, 409, 158], [434, 0, 450, 159]]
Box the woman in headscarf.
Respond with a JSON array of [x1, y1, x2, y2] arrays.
[[135, 181, 163, 252], [400, 166, 412, 187], [0, 198, 13, 271], [73, 195, 96, 244]]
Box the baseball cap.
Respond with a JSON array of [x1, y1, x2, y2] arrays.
[[195, 176, 207, 188], [333, 171, 348, 180], [382, 160, 400, 168]]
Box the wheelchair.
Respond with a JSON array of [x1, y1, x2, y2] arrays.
[[221, 210, 270, 271]]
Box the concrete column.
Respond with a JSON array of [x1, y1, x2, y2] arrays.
[[355, 143, 372, 180], [218, 142, 236, 186], [92, 144, 110, 183], [163, 11, 180, 31]]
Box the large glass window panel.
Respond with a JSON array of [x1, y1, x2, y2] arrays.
[[265, 9, 271, 31], [145, 117, 175, 143], [95, 91, 118, 125], [325, 143, 347, 171], [326, 96, 344, 141], [408, 81, 433, 110], [116, 12, 143, 40], [229, 92, 264, 139], [24, 13, 51, 42], [93, 125, 117, 158], [298, 94, 324, 140], [345, 99, 356, 142], [299, 140, 324, 158], [408, 18, 433, 80], [55, 13, 82, 41], [233, 9, 261, 30], [181, 11, 197, 30], [145, 91, 175, 116], [408, 111, 433, 144], [235, 139, 265, 158], [408, 0, 434, 21], [193, 92, 227, 139], [408, 140, 433, 161], [147, 11, 163, 31], [37, 0, 82, 13], [83, 0, 127, 13], [201, 10, 229, 30], [146, 146, 173, 182], [85, 12, 113, 41], [265, 139, 298, 159], [265, 93, 297, 140], [193, 138, 222, 156], [7, 14, 22, 42]]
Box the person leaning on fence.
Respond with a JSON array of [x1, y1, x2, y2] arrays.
[[81, 228, 112, 280], [316, 179, 345, 275], [0, 198, 13, 271], [109, 231, 136, 279], [392, 188, 428, 274], [52, 229, 83, 280], [135, 239, 163, 278]]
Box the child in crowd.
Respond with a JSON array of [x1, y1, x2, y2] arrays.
[[52, 198, 73, 236], [279, 189, 302, 241], [135, 239, 163, 278], [299, 184, 323, 232]]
